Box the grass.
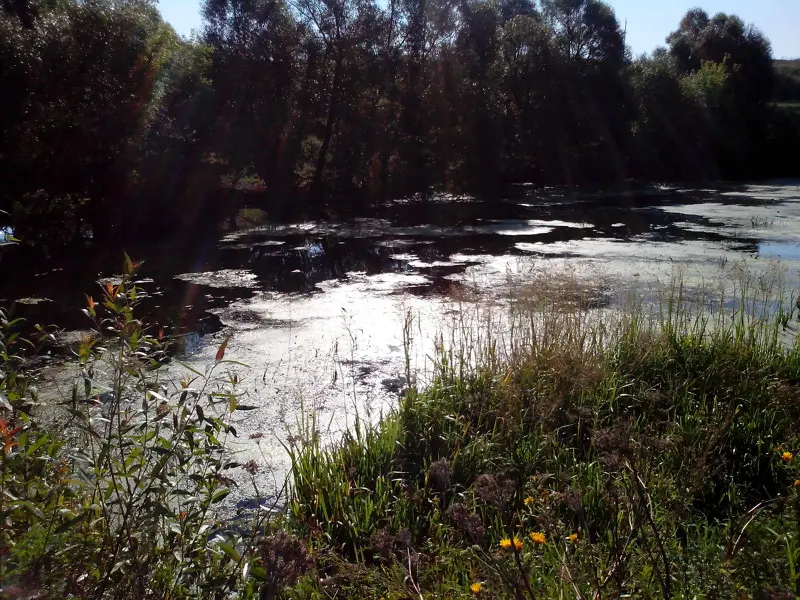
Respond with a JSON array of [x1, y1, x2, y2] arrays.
[[285, 271, 800, 599], [4, 260, 800, 598]]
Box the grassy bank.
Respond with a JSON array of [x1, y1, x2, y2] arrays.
[[286, 276, 800, 599], [4, 262, 800, 598]]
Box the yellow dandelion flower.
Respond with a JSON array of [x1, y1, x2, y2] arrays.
[[524, 496, 534, 506], [568, 532, 579, 544], [512, 537, 524, 552], [470, 582, 482, 594], [529, 531, 546, 545], [782, 451, 794, 463], [499, 538, 513, 550]]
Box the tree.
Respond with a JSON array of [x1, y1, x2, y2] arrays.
[[0, 0, 172, 241], [394, 0, 461, 196], [498, 0, 536, 23], [1, 0, 799, 250], [203, 0, 301, 192], [667, 9, 773, 103], [500, 14, 557, 180], [134, 35, 219, 232], [540, 0, 631, 183], [541, 0, 624, 65], [2, 0, 37, 28], [451, 0, 504, 190], [628, 54, 713, 180], [290, 0, 355, 199], [667, 10, 775, 177]]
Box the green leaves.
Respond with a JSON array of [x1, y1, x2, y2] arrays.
[[211, 489, 231, 504], [216, 541, 241, 561], [0, 262, 273, 599]]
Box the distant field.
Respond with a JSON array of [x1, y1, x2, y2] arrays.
[[775, 59, 800, 103], [775, 60, 800, 81]]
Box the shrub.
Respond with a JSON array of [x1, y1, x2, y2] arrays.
[[1, 256, 307, 599]]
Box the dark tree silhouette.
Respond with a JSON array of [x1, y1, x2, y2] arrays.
[[0, 0, 798, 249]]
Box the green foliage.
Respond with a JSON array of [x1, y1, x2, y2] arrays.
[[1, 257, 311, 599], [667, 9, 774, 103], [2, 0, 800, 247], [0, 0, 212, 244], [286, 280, 800, 598], [6, 261, 800, 597]]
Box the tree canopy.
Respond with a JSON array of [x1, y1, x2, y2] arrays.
[[1, 0, 798, 247]]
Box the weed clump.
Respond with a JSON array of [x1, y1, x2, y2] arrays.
[[257, 531, 314, 599]]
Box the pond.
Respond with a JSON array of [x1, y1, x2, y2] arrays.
[[3, 181, 800, 505]]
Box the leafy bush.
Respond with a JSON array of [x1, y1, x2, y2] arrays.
[[1, 256, 312, 599]]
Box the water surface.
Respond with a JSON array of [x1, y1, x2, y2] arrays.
[[5, 181, 800, 505]]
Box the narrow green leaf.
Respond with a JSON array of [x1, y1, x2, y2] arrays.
[[216, 541, 241, 562]]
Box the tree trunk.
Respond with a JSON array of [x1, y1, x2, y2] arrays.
[[312, 50, 343, 200]]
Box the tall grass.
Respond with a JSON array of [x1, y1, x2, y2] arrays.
[[287, 266, 800, 599]]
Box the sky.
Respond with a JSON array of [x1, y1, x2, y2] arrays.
[[157, 0, 800, 59]]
